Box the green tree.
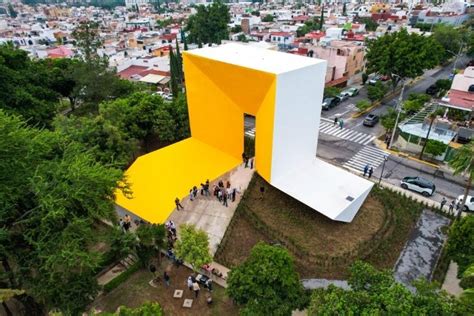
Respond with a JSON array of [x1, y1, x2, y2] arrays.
[[262, 14, 274, 22], [0, 110, 125, 315], [231, 25, 242, 33], [53, 115, 138, 169], [296, 17, 321, 37], [460, 263, 474, 289], [366, 29, 444, 88], [186, 1, 230, 46], [381, 108, 405, 133], [308, 261, 469, 315], [0, 44, 59, 127], [355, 16, 379, 32], [72, 21, 103, 64], [227, 243, 305, 316], [323, 86, 341, 98], [424, 139, 447, 157], [448, 141, 474, 216], [432, 24, 463, 62], [447, 216, 474, 275], [174, 224, 212, 272], [135, 224, 166, 267], [367, 81, 387, 103], [237, 33, 248, 42]]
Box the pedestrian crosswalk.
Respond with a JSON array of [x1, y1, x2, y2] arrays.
[[318, 119, 375, 145], [343, 146, 389, 174]]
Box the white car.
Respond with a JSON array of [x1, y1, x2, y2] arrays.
[[456, 195, 474, 212], [400, 176, 436, 197]]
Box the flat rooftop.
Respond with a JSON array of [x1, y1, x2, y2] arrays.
[[185, 43, 324, 74]]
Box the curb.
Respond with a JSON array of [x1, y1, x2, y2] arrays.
[[372, 139, 440, 169]]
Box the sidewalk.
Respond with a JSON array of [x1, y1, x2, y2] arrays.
[[167, 163, 254, 256], [441, 261, 463, 297]]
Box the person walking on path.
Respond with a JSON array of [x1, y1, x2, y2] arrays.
[[205, 179, 210, 196], [193, 282, 200, 298], [368, 167, 373, 179], [363, 164, 369, 177], [440, 197, 447, 210], [232, 188, 237, 202], [250, 158, 254, 169], [163, 271, 170, 287], [339, 119, 344, 130], [334, 116, 338, 126], [187, 276, 193, 291], [175, 197, 184, 210], [189, 189, 194, 201], [449, 200, 455, 214], [192, 186, 198, 198], [123, 215, 131, 232]]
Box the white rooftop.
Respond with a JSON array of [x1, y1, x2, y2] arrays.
[[185, 43, 324, 74]]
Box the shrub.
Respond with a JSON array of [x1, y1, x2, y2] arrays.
[[103, 262, 141, 293], [356, 100, 371, 111]]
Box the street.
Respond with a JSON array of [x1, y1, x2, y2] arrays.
[[244, 56, 473, 205]]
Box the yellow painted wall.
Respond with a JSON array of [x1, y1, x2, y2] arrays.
[[183, 52, 277, 181]]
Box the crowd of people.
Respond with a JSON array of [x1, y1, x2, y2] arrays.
[[174, 177, 243, 211]]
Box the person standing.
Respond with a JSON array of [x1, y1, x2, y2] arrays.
[[123, 215, 131, 232], [250, 158, 254, 169], [189, 189, 194, 201], [449, 200, 455, 214], [232, 188, 237, 202], [163, 271, 170, 287], [223, 192, 228, 207], [175, 197, 184, 210], [368, 167, 373, 179], [193, 282, 200, 298], [192, 186, 198, 198], [363, 164, 369, 177], [339, 119, 344, 130], [187, 276, 193, 291], [440, 197, 447, 210], [334, 116, 338, 126]]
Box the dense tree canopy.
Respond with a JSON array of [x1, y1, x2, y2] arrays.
[[447, 216, 474, 275], [432, 24, 464, 62], [366, 29, 444, 86], [0, 110, 125, 315], [227, 243, 305, 316], [186, 1, 230, 46], [308, 261, 470, 315], [296, 17, 321, 37]]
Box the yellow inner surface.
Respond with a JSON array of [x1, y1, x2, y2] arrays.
[[115, 138, 240, 224], [115, 52, 277, 223]]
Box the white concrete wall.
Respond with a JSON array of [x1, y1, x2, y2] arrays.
[[270, 60, 326, 181]]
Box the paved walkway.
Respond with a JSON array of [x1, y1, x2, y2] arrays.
[[167, 164, 254, 256], [301, 279, 350, 290], [442, 261, 463, 297], [394, 209, 450, 292]]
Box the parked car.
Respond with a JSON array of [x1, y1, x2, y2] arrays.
[[336, 94, 348, 102], [340, 87, 359, 97], [363, 114, 379, 127], [322, 97, 339, 110], [400, 177, 436, 197], [426, 85, 440, 96], [456, 195, 474, 212], [368, 75, 381, 85]]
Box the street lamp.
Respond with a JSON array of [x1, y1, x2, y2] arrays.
[[378, 155, 389, 186], [388, 74, 406, 150]]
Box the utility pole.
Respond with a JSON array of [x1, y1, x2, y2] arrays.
[[378, 155, 388, 186], [388, 79, 406, 150]]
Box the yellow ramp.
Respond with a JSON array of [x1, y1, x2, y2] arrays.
[[115, 138, 240, 223]]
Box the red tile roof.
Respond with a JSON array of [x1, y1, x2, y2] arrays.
[[305, 31, 325, 40], [138, 69, 170, 77], [447, 89, 474, 111], [118, 65, 148, 79]]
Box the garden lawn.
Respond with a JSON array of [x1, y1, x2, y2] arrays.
[[215, 174, 423, 279], [90, 259, 238, 316]]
